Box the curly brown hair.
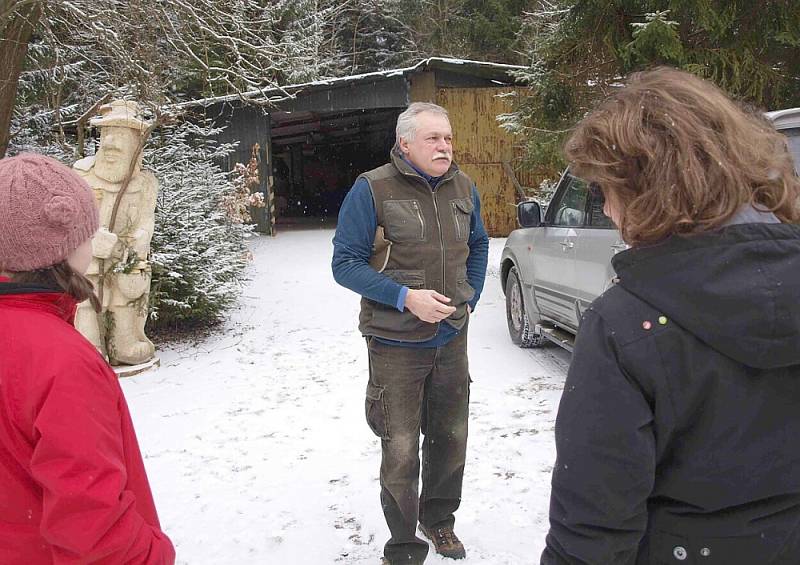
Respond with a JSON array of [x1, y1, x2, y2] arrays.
[[564, 67, 800, 246]]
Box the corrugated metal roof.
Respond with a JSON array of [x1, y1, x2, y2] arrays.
[[178, 57, 525, 109]]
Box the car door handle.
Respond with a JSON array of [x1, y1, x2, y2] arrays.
[[560, 240, 575, 249]]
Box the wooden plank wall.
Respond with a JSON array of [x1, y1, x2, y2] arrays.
[[409, 71, 436, 103], [214, 105, 273, 233], [436, 87, 523, 237]]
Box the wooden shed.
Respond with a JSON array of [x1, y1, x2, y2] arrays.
[[182, 57, 531, 237]]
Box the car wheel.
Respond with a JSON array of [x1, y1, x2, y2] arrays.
[[505, 266, 547, 348]]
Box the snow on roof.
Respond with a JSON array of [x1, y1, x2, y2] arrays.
[[178, 57, 526, 109]]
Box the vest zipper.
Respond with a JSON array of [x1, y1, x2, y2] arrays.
[[431, 190, 446, 296], [412, 200, 426, 240], [395, 158, 456, 297], [451, 201, 462, 240]]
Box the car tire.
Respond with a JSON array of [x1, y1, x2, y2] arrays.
[[505, 266, 547, 348]]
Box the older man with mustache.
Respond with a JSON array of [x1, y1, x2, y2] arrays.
[[332, 102, 489, 564]]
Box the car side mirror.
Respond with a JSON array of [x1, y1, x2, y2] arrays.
[[518, 201, 542, 228]]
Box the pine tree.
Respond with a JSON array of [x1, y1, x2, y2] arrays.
[[382, 0, 534, 65], [145, 118, 254, 330], [332, 0, 421, 75], [505, 0, 800, 187]]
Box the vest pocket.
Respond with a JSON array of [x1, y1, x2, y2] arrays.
[[456, 278, 476, 304], [455, 267, 475, 304], [383, 199, 425, 242], [383, 269, 426, 289], [450, 197, 474, 241]]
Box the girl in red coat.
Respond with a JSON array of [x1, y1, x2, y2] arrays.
[[0, 153, 175, 564]]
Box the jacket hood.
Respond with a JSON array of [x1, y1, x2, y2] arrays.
[[612, 223, 800, 369]]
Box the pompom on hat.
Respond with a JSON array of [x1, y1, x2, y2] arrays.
[[0, 153, 99, 272]]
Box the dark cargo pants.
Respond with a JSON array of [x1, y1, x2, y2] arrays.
[[365, 326, 471, 564]]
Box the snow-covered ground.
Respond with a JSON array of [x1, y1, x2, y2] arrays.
[[121, 228, 572, 565]]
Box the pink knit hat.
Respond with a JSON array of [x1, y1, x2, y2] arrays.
[[0, 153, 99, 272]]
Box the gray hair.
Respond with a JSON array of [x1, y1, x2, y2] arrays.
[[395, 102, 450, 143]]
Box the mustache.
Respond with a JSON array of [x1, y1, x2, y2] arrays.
[[433, 153, 451, 160]]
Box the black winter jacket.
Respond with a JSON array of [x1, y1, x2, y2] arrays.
[[542, 223, 800, 565]]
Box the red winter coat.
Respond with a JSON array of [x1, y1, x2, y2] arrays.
[[0, 278, 175, 564]]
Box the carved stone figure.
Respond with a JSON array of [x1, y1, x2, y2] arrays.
[[74, 100, 157, 366]]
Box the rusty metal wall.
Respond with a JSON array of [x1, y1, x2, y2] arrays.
[[437, 87, 523, 237]]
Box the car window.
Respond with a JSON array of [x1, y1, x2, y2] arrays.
[[550, 175, 588, 227], [588, 190, 614, 228]]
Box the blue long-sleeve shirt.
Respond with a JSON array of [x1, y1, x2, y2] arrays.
[[332, 165, 490, 348]]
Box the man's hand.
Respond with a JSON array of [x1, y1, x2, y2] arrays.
[[405, 289, 456, 323]]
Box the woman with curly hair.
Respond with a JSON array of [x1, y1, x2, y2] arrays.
[[542, 68, 800, 564]]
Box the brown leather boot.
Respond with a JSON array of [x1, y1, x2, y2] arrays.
[[419, 524, 466, 559]]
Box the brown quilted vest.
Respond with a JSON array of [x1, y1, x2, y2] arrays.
[[358, 149, 476, 341]]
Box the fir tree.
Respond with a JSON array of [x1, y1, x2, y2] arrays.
[[388, 0, 534, 65], [332, 0, 421, 75], [506, 0, 800, 188], [145, 118, 254, 330]]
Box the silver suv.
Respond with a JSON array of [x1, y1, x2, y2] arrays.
[[501, 108, 800, 350]]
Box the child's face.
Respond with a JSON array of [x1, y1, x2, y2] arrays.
[[67, 238, 93, 275]]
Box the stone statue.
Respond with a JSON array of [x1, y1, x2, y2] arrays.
[[74, 100, 157, 366]]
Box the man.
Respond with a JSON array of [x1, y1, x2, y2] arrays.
[[73, 100, 157, 365], [332, 102, 489, 564]]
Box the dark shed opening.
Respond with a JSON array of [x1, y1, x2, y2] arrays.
[[270, 108, 400, 225]]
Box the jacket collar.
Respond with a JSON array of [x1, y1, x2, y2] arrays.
[[390, 146, 460, 189], [0, 276, 79, 324], [402, 155, 441, 187]]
